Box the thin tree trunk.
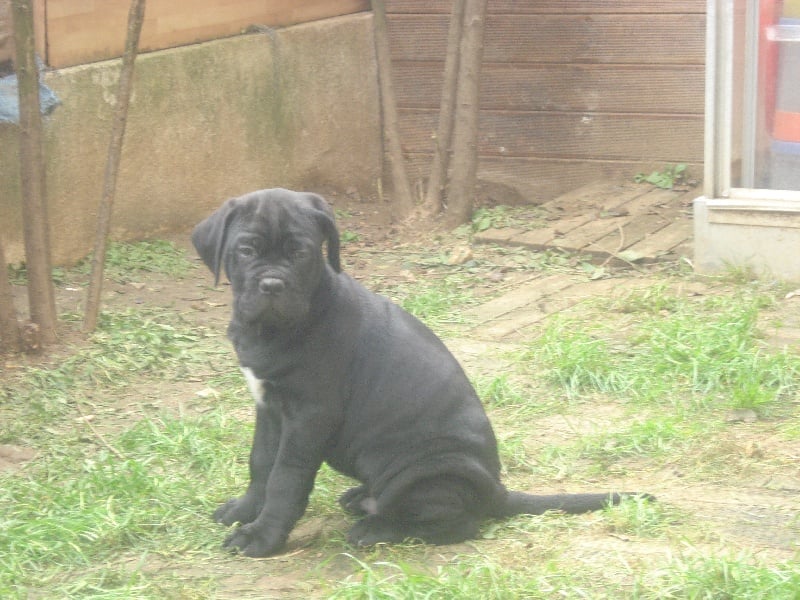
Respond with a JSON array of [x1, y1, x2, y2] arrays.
[[83, 0, 146, 333], [443, 0, 487, 228], [0, 238, 22, 353], [11, 0, 57, 344], [371, 0, 414, 219], [419, 0, 465, 218]]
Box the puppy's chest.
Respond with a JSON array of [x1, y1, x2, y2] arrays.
[[241, 367, 268, 406]]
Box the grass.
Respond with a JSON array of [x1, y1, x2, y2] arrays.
[[7, 240, 194, 286], [326, 551, 800, 600], [0, 411, 239, 597], [525, 292, 800, 413], [2, 236, 800, 598], [98, 240, 195, 281]]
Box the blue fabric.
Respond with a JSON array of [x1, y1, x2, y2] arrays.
[[0, 60, 60, 123]]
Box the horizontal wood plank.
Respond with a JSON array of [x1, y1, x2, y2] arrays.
[[44, 0, 369, 67], [404, 156, 702, 204], [393, 63, 704, 114], [387, 1, 706, 15], [399, 109, 704, 162], [387, 14, 705, 64]]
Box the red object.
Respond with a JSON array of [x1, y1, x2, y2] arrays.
[[774, 110, 800, 141], [760, 0, 781, 133]]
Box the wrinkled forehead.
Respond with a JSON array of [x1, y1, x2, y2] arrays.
[[233, 195, 317, 243]]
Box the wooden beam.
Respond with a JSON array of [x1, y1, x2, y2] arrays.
[[43, 0, 369, 67]]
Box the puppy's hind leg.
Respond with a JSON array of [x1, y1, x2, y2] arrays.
[[339, 484, 378, 516], [347, 476, 482, 547]]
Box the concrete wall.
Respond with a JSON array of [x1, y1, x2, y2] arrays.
[[0, 13, 381, 265], [694, 195, 800, 282]]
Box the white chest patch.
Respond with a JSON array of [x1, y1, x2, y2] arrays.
[[241, 367, 267, 407]]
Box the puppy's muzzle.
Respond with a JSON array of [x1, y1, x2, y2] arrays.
[[258, 277, 285, 295]]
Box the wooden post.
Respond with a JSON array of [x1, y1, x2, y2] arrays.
[[83, 0, 147, 333], [11, 0, 57, 344], [371, 0, 414, 218], [420, 0, 465, 218], [443, 0, 487, 228]]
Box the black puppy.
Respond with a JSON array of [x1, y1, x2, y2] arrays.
[[192, 188, 646, 557]]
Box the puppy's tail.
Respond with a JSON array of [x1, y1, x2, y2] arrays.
[[493, 490, 655, 518]]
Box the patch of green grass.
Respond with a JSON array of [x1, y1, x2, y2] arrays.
[[327, 554, 575, 600], [0, 307, 224, 441], [525, 318, 628, 398], [602, 494, 675, 538], [579, 415, 693, 461], [101, 240, 195, 280], [645, 554, 800, 599], [525, 294, 800, 413], [601, 283, 683, 315], [0, 410, 243, 597], [474, 374, 528, 407], [496, 430, 536, 473], [340, 230, 361, 243], [327, 549, 800, 600], [395, 276, 477, 331], [6, 240, 194, 287]]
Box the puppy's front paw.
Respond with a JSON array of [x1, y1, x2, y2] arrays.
[[223, 523, 288, 557], [213, 494, 263, 526]]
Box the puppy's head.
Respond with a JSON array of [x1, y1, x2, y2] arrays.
[[192, 188, 341, 327]]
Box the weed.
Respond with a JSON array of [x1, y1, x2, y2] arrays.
[[634, 164, 687, 190]]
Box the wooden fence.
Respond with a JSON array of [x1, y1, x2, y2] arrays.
[[387, 0, 706, 202]]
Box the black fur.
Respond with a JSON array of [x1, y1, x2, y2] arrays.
[[192, 188, 650, 557]]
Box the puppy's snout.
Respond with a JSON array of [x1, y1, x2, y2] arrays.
[[258, 277, 285, 295]]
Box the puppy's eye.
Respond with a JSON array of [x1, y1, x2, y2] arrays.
[[283, 240, 306, 258], [237, 245, 256, 258]]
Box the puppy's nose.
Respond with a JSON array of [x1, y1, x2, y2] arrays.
[[258, 277, 285, 295]]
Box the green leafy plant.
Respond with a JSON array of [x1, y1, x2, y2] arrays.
[[340, 230, 361, 243], [635, 164, 687, 189]]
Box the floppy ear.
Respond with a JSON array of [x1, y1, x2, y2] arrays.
[[191, 198, 240, 285], [303, 193, 341, 273]]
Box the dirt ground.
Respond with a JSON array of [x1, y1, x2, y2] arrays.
[[2, 188, 799, 597]]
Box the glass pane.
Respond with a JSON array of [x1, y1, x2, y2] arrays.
[[747, 0, 800, 190]]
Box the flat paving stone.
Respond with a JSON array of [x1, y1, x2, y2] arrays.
[[475, 180, 695, 264]]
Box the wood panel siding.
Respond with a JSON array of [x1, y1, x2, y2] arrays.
[[387, 0, 706, 203], [388, 1, 705, 14], [41, 0, 369, 67]]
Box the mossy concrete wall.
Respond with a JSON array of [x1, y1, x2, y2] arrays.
[[0, 13, 381, 265]]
